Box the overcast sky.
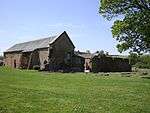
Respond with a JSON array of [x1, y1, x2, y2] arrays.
[[0, 0, 128, 55]]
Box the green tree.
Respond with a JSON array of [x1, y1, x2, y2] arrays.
[[99, 0, 150, 54], [128, 53, 139, 65], [134, 55, 150, 68]]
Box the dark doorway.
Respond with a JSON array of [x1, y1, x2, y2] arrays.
[[14, 60, 16, 68]]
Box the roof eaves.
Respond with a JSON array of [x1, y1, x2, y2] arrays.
[[49, 35, 60, 45]]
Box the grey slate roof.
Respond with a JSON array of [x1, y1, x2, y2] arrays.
[[75, 51, 129, 59], [74, 51, 93, 59], [6, 35, 58, 52], [110, 55, 128, 59]]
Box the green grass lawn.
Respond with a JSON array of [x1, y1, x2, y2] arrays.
[[0, 67, 150, 113]]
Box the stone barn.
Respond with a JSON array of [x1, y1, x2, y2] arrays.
[[4, 31, 84, 71], [75, 51, 131, 72]]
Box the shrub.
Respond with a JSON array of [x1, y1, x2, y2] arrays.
[[128, 53, 139, 65], [33, 65, 40, 70], [129, 54, 150, 69]]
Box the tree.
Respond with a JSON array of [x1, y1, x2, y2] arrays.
[[99, 0, 150, 54], [128, 53, 139, 65], [86, 50, 91, 54], [99, 50, 105, 55], [134, 54, 150, 68]]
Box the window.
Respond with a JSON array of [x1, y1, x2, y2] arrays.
[[67, 53, 71, 60]]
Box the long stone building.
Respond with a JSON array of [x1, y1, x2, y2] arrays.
[[4, 31, 131, 72], [4, 31, 84, 72], [75, 51, 131, 72]]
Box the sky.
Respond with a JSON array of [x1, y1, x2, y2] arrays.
[[0, 0, 128, 55]]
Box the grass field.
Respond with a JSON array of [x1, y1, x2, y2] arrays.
[[0, 67, 150, 113]]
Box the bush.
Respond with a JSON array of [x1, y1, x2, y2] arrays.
[[33, 65, 40, 70], [134, 55, 150, 69], [129, 54, 150, 69], [134, 62, 144, 68], [128, 53, 139, 65]]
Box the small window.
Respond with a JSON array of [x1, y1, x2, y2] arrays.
[[67, 53, 71, 60]]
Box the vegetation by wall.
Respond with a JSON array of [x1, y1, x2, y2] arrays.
[[128, 53, 150, 69], [91, 55, 131, 72]]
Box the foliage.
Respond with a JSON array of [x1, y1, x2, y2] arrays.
[[0, 67, 150, 113], [95, 50, 109, 56], [99, 0, 150, 53], [128, 53, 150, 68], [128, 53, 139, 65], [135, 55, 150, 68], [86, 50, 91, 53]]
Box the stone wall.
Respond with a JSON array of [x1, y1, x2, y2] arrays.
[[49, 32, 75, 71], [38, 48, 49, 70], [84, 58, 92, 70], [4, 52, 22, 68]]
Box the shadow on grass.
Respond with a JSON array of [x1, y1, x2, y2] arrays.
[[141, 76, 150, 79]]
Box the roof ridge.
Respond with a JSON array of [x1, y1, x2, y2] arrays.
[[5, 31, 67, 52], [15, 35, 57, 45]]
